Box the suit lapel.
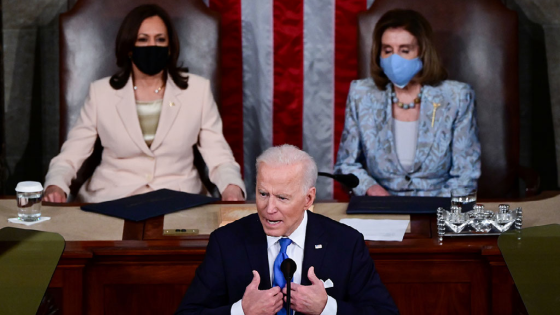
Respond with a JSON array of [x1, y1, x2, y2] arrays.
[[243, 215, 272, 290], [412, 86, 446, 171], [301, 211, 328, 286], [150, 76, 182, 151], [114, 77, 153, 157]]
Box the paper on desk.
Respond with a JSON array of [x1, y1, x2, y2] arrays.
[[340, 218, 409, 241], [8, 217, 51, 226]]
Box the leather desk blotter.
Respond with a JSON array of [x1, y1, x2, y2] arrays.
[[347, 196, 450, 214], [81, 189, 218, 221]]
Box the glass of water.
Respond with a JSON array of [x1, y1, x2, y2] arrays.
[[15, 181, 43, 222], [451, 188, 477, 212]]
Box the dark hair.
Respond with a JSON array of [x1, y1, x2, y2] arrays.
[[109, 4, 189, 90], [371, 9, 447, 90]]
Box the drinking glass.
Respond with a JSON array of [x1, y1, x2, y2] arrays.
[[451, 188, 477, 212], [15, 181, 43, 221]]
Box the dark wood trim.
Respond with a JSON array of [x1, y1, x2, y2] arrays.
[[122, 219, 145, 240], [143, 215, 165, 240]]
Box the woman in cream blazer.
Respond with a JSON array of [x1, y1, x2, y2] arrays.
[[45, 74, 245, 203], [44, 4, 245, 203]]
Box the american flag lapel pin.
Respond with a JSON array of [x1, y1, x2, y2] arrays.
[[315, 244, 322, 249]]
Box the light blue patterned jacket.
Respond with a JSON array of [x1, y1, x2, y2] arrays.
[[335, 78, 481, 197]]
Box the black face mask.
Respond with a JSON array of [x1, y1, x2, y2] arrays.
[[131, 46, 169, 76]]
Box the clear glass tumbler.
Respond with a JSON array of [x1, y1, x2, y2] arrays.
[[15, 181, 43, 221], [450, 188, 477, 212]]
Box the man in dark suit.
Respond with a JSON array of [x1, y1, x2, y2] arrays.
[[175, 145, 398, 315]]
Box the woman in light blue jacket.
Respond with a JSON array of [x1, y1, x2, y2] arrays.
[[335, 9, 480, 197]]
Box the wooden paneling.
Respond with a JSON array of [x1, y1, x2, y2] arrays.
[[104, 284, 188, 315], [386, 283, 472, 315], [48, 261, 87, 314], [376, 258, 490, 314], [86, 264, 198, 315]]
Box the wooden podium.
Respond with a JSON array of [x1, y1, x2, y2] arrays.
[[49, 207, 524, 314], [5, 195, 554, 314]]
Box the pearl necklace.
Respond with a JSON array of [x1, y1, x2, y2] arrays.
[[390, 85, 423, 109], [133, 84, 165, 94]]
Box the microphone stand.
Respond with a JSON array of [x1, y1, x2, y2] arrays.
[[281, 258, 296, 315], [286, 280, 292, 315]]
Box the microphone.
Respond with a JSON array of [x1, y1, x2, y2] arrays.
[[281, 258, 297, 315], [318, 172, 359, 189]]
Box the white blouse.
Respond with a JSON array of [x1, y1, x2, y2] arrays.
[[393, 118, 419, 172]]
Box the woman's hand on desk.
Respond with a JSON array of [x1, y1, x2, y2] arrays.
[[221, 184, 245, 201], [366, 184, 391, 196], [44, 185, 67, 203]]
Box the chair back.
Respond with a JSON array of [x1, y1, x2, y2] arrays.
[[357, 0, 519, 198]]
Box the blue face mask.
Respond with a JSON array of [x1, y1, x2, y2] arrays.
[[380, 54, 423, 88]]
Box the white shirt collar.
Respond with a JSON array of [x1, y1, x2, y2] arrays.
[[266, 210, 308, 249]]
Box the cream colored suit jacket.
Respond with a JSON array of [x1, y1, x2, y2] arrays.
[[45, 74, 245, 203]]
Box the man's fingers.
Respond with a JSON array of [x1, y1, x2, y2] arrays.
[[307, 266, 320, 285], [290, 295, 299, 312], [284, 292, 298, 303], [273, 300, 284, 314], [275, 293, 285, 305], [265, 286, 281, 299], [248, 270, 260, 289], [268, 286, 281, 296]]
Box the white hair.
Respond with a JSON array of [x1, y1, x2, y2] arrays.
[[256, 144, 318, 193]]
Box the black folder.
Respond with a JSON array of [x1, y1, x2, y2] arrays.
[[80, 189, 219, 221], [346, 195, 451, 214]]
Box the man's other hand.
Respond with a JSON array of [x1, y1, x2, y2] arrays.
[[284, 266, 328, 315], [242, 270, 283, 315]]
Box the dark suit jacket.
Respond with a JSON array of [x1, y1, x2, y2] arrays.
[[175, 211, 399, 314]]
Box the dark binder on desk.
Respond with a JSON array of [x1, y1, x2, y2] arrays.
[[346, 196, 451, 214], [80, 189, 219, 221]]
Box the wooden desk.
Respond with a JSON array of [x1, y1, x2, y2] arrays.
[[6, 194, 558, 314], [45, 217, 522, 315]]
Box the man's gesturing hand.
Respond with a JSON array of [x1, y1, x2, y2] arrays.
[[242, 270, 284, 315], [283, 266, 328, 315]]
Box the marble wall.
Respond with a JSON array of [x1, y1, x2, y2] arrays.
[[1, 0, 559, 194]]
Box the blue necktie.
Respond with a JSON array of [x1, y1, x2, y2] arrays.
[[273, 238, 292, 315]]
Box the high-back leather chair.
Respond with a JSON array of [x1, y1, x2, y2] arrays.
[[59, 0, 220, 198], [357, 0, 534, 198]]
